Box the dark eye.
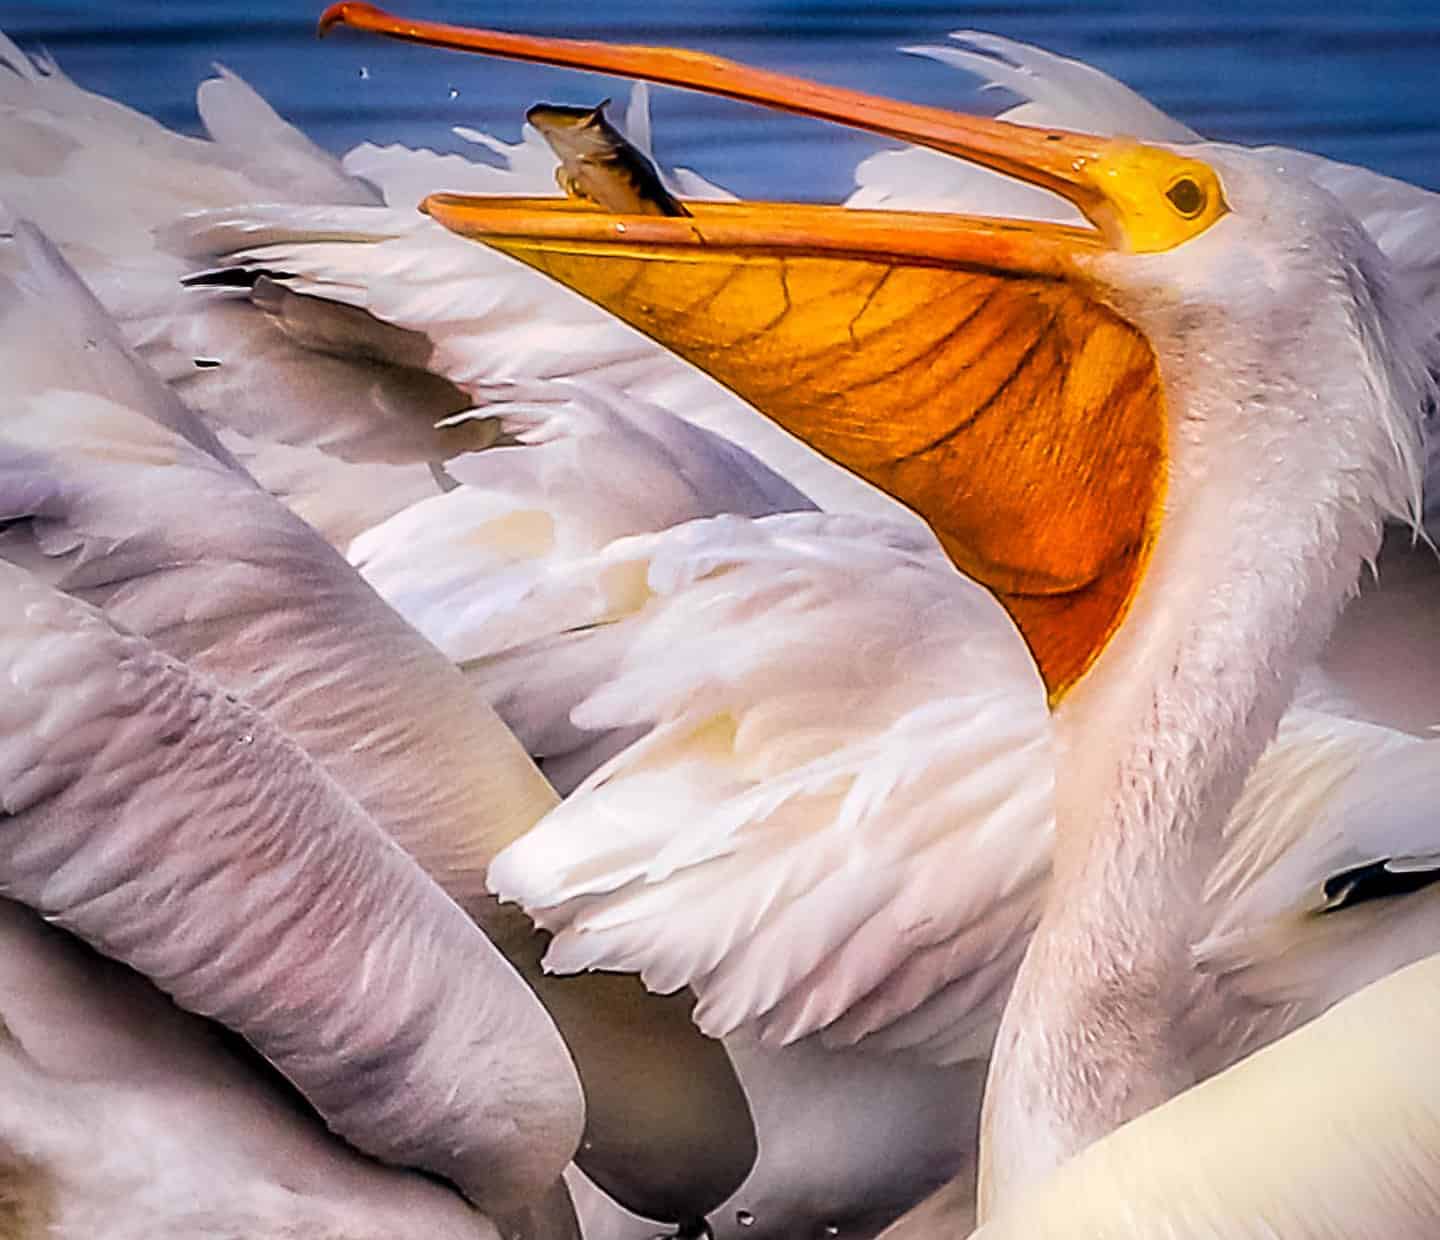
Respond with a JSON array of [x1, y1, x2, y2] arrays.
[[1165, 177, 1206, 217]]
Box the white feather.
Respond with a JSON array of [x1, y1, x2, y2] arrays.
[[484, 512, 1054, 1060]]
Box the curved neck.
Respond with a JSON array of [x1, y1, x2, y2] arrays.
[[977, 335, 1396, 1214]]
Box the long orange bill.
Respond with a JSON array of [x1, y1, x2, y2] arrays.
[[311, 5, 1231, 702]]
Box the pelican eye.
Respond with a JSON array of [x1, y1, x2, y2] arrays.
[[1165, 177, 1206, 218]]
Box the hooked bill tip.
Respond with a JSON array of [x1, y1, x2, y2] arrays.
[[317, 2, 381, 38]]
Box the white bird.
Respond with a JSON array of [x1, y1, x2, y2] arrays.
[[255, 145, 1440, 1238], [312, 2, 1440, 1227], [8, 13, 1440, 1238]]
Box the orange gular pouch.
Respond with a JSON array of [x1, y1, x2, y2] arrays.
[[423, 197, 1167, 703], [317, 5, 1200, 702]]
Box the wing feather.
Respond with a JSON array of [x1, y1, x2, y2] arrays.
[[0, 558, 581, 1211], [487, 512, 1053, 1060], [352, 387, 813, 787]]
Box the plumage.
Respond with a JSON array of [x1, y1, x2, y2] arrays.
[[0, 221, 589, 1235], [478, 511, 1052, 1062], [0, 29, 767, 1228], [160, 150, 924, 529], [0, 901, 499, 1240]]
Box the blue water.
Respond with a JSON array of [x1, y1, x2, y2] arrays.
[[1, 1, 1437, 201]]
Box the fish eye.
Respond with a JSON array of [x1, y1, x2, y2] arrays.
[[1165, 176, 1206, 218]]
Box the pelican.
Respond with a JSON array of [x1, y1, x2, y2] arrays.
[[316, 2, 1440, 1223], [161, 132, 1440, 1232], [2, 12, 1440, 1238]]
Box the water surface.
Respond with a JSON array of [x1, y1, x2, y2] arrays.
[[3, 1, 1437, 201]]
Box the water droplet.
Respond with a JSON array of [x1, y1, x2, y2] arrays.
[[449, 86, 459, 99], [1071, 157, 1086, 172], [736, 1211, 755, 1228], [238, 734, 254, 746], [823, 1227, 839, 1238], [615, 222, 628, 234], [359, 65, 370, 80]]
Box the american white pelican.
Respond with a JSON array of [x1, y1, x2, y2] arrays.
[[315, 1, 1440, 1220], [2, 12, 1440, 1238], [190, 54, 1440, 1240]]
